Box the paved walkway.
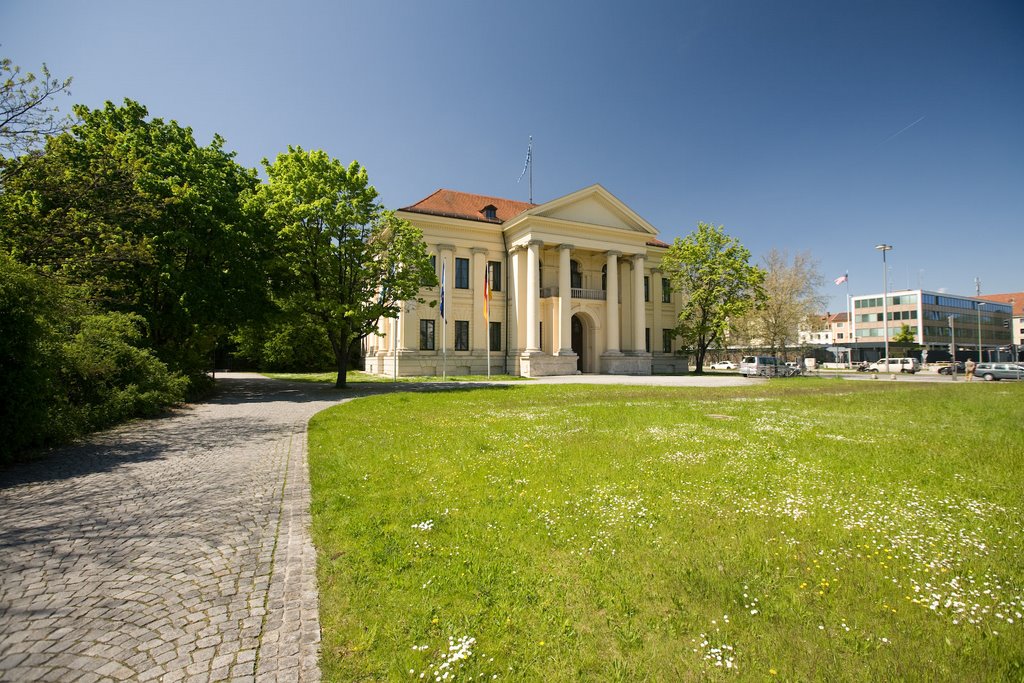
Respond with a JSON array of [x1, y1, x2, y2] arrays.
[[0, 374, 354, 683]]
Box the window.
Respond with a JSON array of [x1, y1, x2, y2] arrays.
[[571, 260, 582, 289], [482, 205, 497, 220], [455, 257, 469, 289], [645, 327, 651, 352], [662, 329, 673, 353], [662, 278, 671, 303], [601, 265, 607, 291], [419, 320, 435, 350], [455, 320, 469, 350], [644, 276, 650, 302], [424, 255, 437, 286], [487, 261, 502, 292], [489, 322, 502, 351]]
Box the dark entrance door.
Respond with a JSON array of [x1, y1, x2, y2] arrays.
[[571, 315, 584, 372]]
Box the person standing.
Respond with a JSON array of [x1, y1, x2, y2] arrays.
[[965, 357, 976, 381]]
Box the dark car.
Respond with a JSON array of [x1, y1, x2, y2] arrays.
[[937, 361, 965, 375], [974, 363, 1024, 381]]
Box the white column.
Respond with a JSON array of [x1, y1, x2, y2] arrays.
[[633, 254, 646, 352], [619, 257, 632, 350], [508, 247, 521, 353], [525, 240, 542, 353], [605, 251, 621, 354], [558, 244, 574, 355], [401, 301, 417, 352], [472, 247, 487, 352], [651, 267, 662, 353]]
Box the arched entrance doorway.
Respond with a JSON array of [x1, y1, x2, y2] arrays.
[[571, 314, 586, 372]]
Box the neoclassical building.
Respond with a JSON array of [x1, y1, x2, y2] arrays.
[[363, 184, 687, 377]]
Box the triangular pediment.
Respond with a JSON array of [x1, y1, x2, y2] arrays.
[[514, 184, 658, 236]]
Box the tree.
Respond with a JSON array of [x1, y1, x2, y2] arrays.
[[739, 249, 826, 358], [661, 222, 765, 373], [254, 147, 435, 388], [0, 99, 272, 379], [1, 56, 72, 160]]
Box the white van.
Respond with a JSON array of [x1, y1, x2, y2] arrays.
[[868, 358, 920, 374], [739, 355, 779, 377]]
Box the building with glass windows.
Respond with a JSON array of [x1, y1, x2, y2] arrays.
[[849, 289, 1013, 361], [362, 185, 688, 377]]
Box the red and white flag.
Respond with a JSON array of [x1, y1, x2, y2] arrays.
[[834, 273, 849, 286]]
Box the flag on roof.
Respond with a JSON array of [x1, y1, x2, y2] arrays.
[[439, 259, 446, 322], [483, 270, 491, 323]]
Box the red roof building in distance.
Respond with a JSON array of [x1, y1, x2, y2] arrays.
[[978, 292, 1024, 317]]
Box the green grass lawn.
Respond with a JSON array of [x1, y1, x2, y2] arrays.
[[307, 380, 1024, 681]]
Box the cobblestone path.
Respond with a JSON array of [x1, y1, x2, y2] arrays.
[[0, 373, 354, 683]]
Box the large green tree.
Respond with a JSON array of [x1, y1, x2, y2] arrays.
[[254, 147, 435, 388], [0, 99, 272, 378], [661, 222, 765, 373]]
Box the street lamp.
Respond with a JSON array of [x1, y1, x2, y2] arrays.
[[977, 301, 986, 363], [875, 244, 893, 364]]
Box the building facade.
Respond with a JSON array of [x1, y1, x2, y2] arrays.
[[850, 289, 1013, 361], [979, 292, 1024, 352], [363, 185, 688, 377]]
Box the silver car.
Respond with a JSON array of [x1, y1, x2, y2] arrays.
[[974, 363, 1024, 381]]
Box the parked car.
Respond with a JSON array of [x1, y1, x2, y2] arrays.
[[974, 362, 1024, 381], [739, 355, 779, 377], [868, 358, 920, 374], [937, 361, 965, 375], [709, 360, 736, 370]]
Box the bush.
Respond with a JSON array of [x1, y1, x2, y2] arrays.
[[59, 312, 189, 433], [232, 316, 335, 372], [0, 256, 187, 463], [0, 255, 64, 458]]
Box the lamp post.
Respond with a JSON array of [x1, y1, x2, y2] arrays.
[[875, 244, 893, 365], [948, 314, 957, 381], [977, 301, 986, 363]]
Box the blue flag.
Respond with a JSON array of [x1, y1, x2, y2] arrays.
[[439, 259, 446, 322]]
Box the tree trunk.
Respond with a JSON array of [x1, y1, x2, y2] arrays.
[[334, 351, 348, 388]]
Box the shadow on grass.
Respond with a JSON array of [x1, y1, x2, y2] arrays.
[[1, 373, 516, 488]]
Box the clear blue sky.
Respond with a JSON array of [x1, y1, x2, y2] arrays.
[[3, 0, 1022, 313]]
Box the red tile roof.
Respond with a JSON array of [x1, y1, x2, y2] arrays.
[[401, 189, 535, 224], [979, 292, 1024, 316], [402, 188, 668, 248]]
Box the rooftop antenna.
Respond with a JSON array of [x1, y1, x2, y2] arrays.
[[975, 277, 981, 296]]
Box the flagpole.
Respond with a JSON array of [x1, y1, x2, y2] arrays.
[[441, 258, 447, 381], [529, 137, 533, 205], [845, 275, 851, 369], [485, 273, 491, 380]]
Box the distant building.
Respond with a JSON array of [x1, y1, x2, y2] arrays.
[[978, 292, 1024, 351], [362, 185, 688, 377], [849, 289, 1013, 361], [799, 312, 850, 347]]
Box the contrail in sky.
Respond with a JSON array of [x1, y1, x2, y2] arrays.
[[884, 115, 926, 142]]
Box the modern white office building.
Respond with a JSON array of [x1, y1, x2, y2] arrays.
[[849, 289, 1013, 361]]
